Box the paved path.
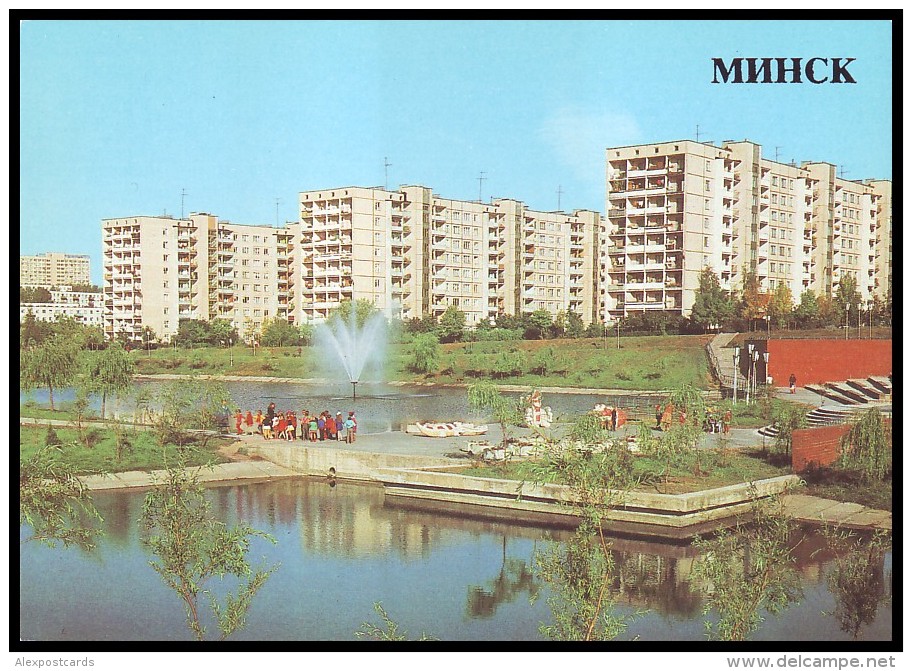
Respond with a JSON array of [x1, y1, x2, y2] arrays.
[[79, 460, 300, 491], [780, 494, 891, 531]]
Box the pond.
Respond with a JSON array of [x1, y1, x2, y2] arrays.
[[19, 478, 892, 642], [21, 380, 665, 435]]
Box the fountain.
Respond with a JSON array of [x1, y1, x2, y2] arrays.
[[315, 303, 388, 399]]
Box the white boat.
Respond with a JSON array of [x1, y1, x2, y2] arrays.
[[412, 422, 489, 438]]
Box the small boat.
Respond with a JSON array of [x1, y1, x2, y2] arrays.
[[414, 421, 489, 438]]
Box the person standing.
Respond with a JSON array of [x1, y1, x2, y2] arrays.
[[789, 373, 797, 394], [234, 409, 244, 436], [325, 412, 337, 441], [336, 413, 345, 441], [343, 413, 356, 444]]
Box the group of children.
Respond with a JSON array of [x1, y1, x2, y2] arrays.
[[233, 403, 358, 443]]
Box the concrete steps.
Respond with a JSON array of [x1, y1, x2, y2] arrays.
[[805, 384, 857, 405], [825, 382, 870, 404], [867, 376, 892, 395], [845, 379, 884, 401]]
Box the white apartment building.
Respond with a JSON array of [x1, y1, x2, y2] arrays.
[[102, 214, 291, 342], [20, 252, 91, 287], [296, 186, 602, 325], [20, 303, 104, 328], [605, 140, 890, 319]]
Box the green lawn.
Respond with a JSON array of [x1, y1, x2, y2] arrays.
[[19, 424, 230, 475], [132, 334, 713, 391], [19, 401, 99, 423]]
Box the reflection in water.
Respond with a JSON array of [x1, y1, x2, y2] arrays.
[[825, 531, 892, 640], [467, 537, 539, 618], [20, 479, 892, 641]]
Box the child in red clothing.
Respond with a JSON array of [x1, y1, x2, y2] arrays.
[[277, 415, 288, 440], [235, 409, 244, 435]]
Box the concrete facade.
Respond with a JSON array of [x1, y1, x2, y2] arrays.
[[20, 252, 91, 287], [605, 140, 891, 319]]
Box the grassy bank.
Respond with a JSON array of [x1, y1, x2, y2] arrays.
[[19, 424, 231, 475], [131, 334, 713, 391]]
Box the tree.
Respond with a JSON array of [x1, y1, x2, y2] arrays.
[[549, 311, 567, 339], [690, 267, 734, 330], [767, 283, 794, 328], [20, 286, 52, 303], [20, 335, 80, 410], [410, 333, 441, 375], [792, 290, 820, 329], [19, 443, 103, 549], [356, 603, 437, 641], [141, 461, 277, 641], [838, 408, 891, 483], [259, 317, 300, 347], [20, 310, 52, 348], [690, 496, 803, 641], [437, 306, 466, 343], [523, 309, 553, 340], [739, 271, 766, 330], [327, 298, 378, 331], [175, 319, 213, 347], [566, 311, 585, 339], [467, 380, 522, 449], [208, 318, 238, 346], [85, 341, 135, 419], [834, 275, 863, 324]]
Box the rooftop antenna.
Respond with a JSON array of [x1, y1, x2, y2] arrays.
[[180, 188, 188, 219], [557, 184, 564, 211], [838, 165, 849, 179], [275, 197, 281, 227], [477, 171, 487, 202], [774, 146, 782, 162], [695, 124, 702, 142], [384, 156, 392, 191]]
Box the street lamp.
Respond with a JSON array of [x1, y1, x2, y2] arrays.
[[868, 300, 874, 339], [746, 343, 755, 404], [616, 320, 620, 350], [857, 302, 863, 339], [752, 349, 760, 401], [732, 345, 741, 405], [763, 351, 770, 387], [228, 337, 234, 367], [764, 314, 771, 338], [844, 302, 850, 340]]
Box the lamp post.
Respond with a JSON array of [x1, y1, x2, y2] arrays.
[[746, 343, 754, 404], [764, 314, 771, 338], [845, 302, 850, 340], [857, 302, 863, 339], [752, 349, 760, 401], [228, 337, 234, 367], [868, 300, 874, 339], [732, 345, 741, 405], [616, 320, 620, 350], [763, 351, 770, 387]]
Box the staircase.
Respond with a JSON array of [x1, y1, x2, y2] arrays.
[[707, 332, 749, 393], [757, 398, 889, 438]]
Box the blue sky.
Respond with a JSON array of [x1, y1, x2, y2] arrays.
[[20, 19, 893, 285]]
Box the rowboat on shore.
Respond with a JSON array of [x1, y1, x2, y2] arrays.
[[406, 422, 489, 438]]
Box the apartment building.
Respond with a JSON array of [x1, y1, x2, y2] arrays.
[[866, 179, 892, 300], [20, 303, 104, 327], [296, 186, 602, 325], [605, 140, 891, 319], [20, 252, 91, 287], [102, 214, 291, 342]]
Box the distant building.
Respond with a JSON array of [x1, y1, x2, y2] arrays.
[[20, 252, 91, 287], [20, 303, 104, 328]]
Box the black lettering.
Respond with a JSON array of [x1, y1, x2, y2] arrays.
[[831, 58, 856, 83], [805, 57, 828, 83], [776, 57, 803, 83], [746, 58, 773, 83], [712, 58, 743, 83]]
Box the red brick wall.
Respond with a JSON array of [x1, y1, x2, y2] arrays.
[[764, 339, 892, 386], [791, 425, 850, 471], [791, 419, 892, 472]]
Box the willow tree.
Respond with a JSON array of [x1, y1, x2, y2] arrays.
[[20, 335, 80, 410], [85, 341, 135, 419], [141, 461, 277, 641], [838, 408, 891, 482]]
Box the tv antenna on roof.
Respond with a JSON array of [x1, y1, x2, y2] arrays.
[[384, 156, 393, 191], [695, 124, 702, 142], [838, 165, 849, 179], [774, 146, 782, 162], [181, 188, 188, 219], [275, 198, 281, 227], [478, 171, 487, 202], [557, 184, 564, 211]]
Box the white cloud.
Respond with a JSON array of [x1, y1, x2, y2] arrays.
[[539, 107, 641, 184]]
